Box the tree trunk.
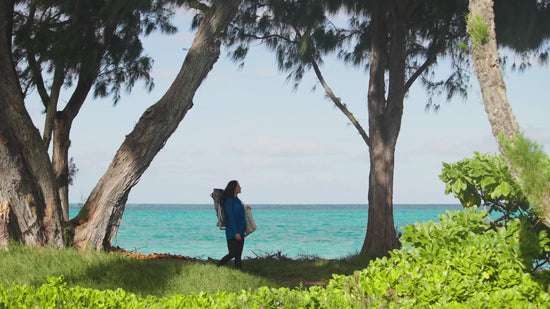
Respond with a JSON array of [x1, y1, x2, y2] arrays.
[[42, 66, 65, 149], [0, 200, 10, 247], [73, 0, 243, 250], [51, 65, 101, 223], [52, 113, 72, 221], [0, 0, 64, 247], [361, 3, 406, 256], [468, 0, 519, 143], [468, 0, 550, 226]]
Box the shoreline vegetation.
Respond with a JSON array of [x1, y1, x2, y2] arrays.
[[1, 208, 550, 307]]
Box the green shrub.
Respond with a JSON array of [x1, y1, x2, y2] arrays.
[[0, 276, 342, 308], [500, 133, 550, 220], [440, 152, 550, 269], [440, 152, 529, 219], [327, 208, 550, 308]]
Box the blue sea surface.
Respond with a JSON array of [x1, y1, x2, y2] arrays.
[[70, 204, 462, 260]]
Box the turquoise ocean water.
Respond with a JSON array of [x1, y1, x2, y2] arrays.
[[70, 204, 462, 260]]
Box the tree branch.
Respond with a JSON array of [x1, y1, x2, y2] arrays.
[[403, 21, 449, 93], [23, 2, 50, 108], [64, 0, 131, 119], [42, 63, 65, 148], [404, 52, 437, 93], [188, 0, 210, 13], [27, 52, 50, 108], [236, 30, 296, 44], [311, 59, 371, 147]]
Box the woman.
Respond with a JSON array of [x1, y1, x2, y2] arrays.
[[217, 180, 250, 270]]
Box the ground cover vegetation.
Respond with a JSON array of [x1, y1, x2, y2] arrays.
[[1, 208, 549, 307], [0, 243, 368, 296]]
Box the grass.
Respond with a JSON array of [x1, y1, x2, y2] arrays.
[[243, 250, 372, 287], [0, 243, 372, 298]]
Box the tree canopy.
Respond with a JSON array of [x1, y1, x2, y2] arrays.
[[12, 0, 181, 104]]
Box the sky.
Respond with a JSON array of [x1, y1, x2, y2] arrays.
[[27, 10, 550, 205]]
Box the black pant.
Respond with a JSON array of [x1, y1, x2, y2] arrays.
[[217, 238, 245, 270]]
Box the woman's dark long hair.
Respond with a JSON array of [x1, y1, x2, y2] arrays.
[[222, 180, 239, 202]]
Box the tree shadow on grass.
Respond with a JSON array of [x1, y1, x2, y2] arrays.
[[55, 248, 372, 297], [219, 250, 373, 289], [61, 252, 278, 297], [61, 255, 188, 297], [0, 243, 371, 297]]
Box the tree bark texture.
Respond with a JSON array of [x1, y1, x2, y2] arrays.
[[0, 200, 10, 247], [53, 113, 72, 221], [0, 0, 64, 247], [73, 0, 243, 250], [468, 0, 550, 226], [51, 64, 101, 222], [361, 3, 405, 255], [42, 66, 64, 150], [468, 0, 519, 142]]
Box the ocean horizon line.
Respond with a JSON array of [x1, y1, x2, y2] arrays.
[[70, 202, 462, 207], [66, 203, 465, 259]]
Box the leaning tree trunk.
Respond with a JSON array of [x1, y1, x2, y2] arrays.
[[0, 0, 64, 247], [468, 0, 519, 147], [73, 0, 243, 250], [361, 3, 405, 256], [468, 0, 550, 226]]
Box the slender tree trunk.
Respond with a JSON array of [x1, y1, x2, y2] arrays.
[[361, 3, 406, 256], [51, 65, 100, 223], [52, 113, 72, 221], [468, 0, 550, 226], [73, 0, 243, 250], [0, 0, 64, 247], [42, 66, 65, 149]]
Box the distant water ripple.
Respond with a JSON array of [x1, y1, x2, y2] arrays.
[[70, 204, 462, 260]]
